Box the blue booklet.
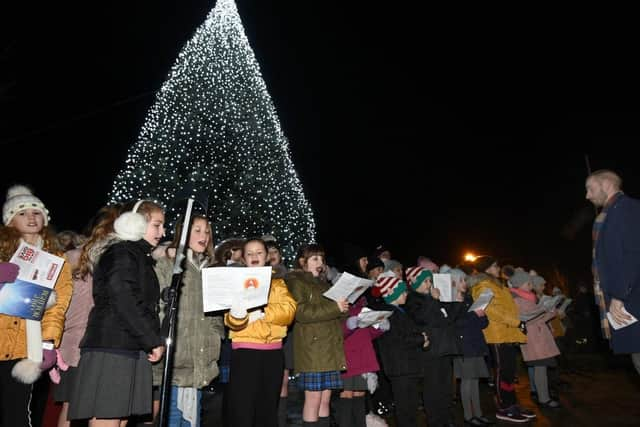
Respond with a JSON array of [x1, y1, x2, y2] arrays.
[[0, 279, 53, 321]]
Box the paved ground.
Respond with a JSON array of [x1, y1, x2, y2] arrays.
[[285, 352, 640, 427], [40, 351, 639, 426]]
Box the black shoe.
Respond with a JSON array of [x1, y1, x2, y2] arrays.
[[516, 405, 537, 419], [464, 418, 485, 426], [495, 407, 528, 423], [474, 416, 495, 425], [538, 399, 561, 409], [530, 390, 539, 402]]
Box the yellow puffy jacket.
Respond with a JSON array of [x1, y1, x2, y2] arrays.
[[225, 277, 296, 344], [0, 252, 73, 361], [471, 274, 526, 344]]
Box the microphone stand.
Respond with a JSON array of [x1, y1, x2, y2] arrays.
[[158, 198, 194, 427]]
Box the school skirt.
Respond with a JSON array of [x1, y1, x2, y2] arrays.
[[341, 374, 368, 391], [68, 350, 153, 420], [453, 356, 489, 379], [297, 370, 343, 391], [53, 366, 78, 403]]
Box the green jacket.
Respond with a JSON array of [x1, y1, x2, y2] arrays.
[[285, 270, 346, 373], [153, 251, 224, 388]]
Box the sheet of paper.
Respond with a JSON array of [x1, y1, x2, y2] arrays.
[[468, 289, 494, 312], [433, 273, 453, 302], [538, 294, 562, 311], [0, 279, 53, 320], [606, 308, 639, 330], [323, 272, 373, 303], [356, 307, 393, 328], [557, 298, 572, 313], [201, 266, 272, 312], [9, 242, 65, 289]]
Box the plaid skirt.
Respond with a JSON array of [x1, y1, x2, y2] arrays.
[[296, 370, 343, 391]]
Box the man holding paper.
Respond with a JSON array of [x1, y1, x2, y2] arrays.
[[587, 169, 640, 374]]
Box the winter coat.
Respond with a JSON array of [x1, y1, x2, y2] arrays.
[[549, 315, 566, 338], [224, 277, 296, 346], [455, 294, 489, 357], [80, 239, 163, 352], [594, 193, 640, 353], [154, 251, 225, 388], [511, 288, 559, 362], [376, 304, 424, 377], [0, 248, 73, 361], [405, 290, 462, 359], [341, 296, 383, 378], [471, 274, 526, 344], [58, 248, 93, 366], [285, 270, 346, 373]]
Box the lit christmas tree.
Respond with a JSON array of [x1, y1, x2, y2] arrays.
[[109, 0, 316, 260]]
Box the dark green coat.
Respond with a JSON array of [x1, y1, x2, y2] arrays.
[[285, 271, 346, 373]]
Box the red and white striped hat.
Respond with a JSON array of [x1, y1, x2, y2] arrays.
[[372, 275, 400, 297], [405, 266, 426, 284], [372, 274, 407, 302]]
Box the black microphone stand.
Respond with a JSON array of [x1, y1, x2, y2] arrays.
[[158, 198, 195, 427]]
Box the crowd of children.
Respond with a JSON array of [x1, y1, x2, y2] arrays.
[[0, 184, 577, 427]]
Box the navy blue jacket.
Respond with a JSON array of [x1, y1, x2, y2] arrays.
[[595, 194, 640, 353], [455, 295, 489, 357]]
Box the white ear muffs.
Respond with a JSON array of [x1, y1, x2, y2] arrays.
[[114, 200, 148, 241]]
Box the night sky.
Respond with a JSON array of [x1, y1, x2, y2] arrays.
[[2, 1, 640, 285]]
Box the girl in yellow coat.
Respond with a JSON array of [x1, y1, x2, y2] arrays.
[[225, 238, 297, 427], [0, 185, 73, 426], [470, 256, 532, 423]]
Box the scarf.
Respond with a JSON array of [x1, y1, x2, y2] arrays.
[[510, 287, 537, 303], [592, 191, 622, 339]]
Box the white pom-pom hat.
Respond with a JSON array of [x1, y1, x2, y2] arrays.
[[3, 185, 50, 226]]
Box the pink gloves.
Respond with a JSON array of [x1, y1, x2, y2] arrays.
[[49, 350, 69, 384]]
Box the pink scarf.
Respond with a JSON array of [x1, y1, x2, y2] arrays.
[[510, 287, 536, 302]]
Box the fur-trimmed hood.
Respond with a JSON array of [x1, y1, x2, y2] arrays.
[[86, 233, 124, 273]]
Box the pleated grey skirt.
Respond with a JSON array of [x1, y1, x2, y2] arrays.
[[68, 350, 153, 420], [53, 366, 78, 403], [453, 356, 489, 379], [341, 374, 368, 391]]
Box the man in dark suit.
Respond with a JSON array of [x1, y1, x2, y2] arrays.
[[587, 169, 640, 374]]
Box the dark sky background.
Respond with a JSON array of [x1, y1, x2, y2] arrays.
[[2, 1, 640, 286]]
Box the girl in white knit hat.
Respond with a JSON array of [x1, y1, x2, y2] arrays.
[[0, 184, 74, 426]]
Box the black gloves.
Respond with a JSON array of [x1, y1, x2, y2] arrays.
[[518, 321, 527, 335]]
